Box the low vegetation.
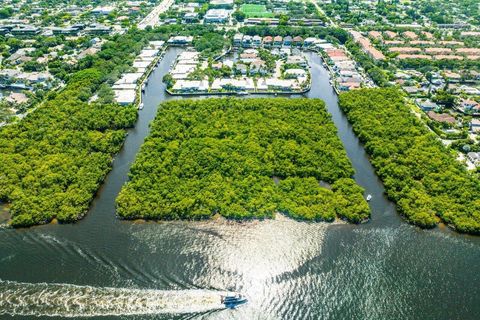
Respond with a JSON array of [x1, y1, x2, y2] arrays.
[[339, 88, 480, 234], [116, 98, 370, 222]]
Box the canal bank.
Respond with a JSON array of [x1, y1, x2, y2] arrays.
[[0, 47, 479, 320]]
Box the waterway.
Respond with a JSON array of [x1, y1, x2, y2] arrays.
[[0, 48, 479, 319]]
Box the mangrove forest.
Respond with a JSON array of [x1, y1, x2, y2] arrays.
[[339, 88, 480, 234], [116, 98, 370, 223]]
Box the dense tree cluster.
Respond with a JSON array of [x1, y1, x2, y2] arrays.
[[339, 88, 480, 234], [0, 31, 152, 227], [116, 98, 370, 223]]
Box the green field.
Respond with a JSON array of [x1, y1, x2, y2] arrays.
[[240, 4, 274, 18]]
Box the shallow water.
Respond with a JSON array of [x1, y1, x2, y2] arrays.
[[0, 48, 479, 320]]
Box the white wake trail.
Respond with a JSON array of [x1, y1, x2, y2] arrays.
[[0, 280, 226, 317]]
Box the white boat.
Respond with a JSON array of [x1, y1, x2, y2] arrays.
[[138, 103, 144, 110], [366, 194, 372, 201]]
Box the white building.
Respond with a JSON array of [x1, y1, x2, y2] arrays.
[[114, 90, 136, 105], [204, 9, 231, 23]]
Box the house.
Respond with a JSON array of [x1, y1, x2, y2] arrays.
[[460, 99, 480, 112], [338, 82, 361, 91], [293, 36, 303, 47], [416, 99, 438, 111], [467, 152, 480, 165], [249, 59, 267, 75], [114, 90, 136, 105], [92, 6, 115, 15], [172, 80, 209, 92], [471, 119, 480, 132], [242, 35, 252, 48], [265, 78, 297, 90], [286, 55, 307, 67], [284, 68, 306, 78], [252, 35, 262, 47], [283, 36, 293, 47], [303, 37, 317, 47], [235, 63, 248, 75], [183, 12, 199, 23], [263, 36, 273, 47], [51, 26, 80, 35], [273, 36, 283, 47], [84, 23, 111, 35], [233, 33, 243, 46], [167, 36, 193, 45], [11, 25, 40, 36], [6, 92, 28, 104]]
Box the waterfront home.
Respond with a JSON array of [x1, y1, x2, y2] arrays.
[[286, 55, 307, 67], [338, 82, 361, 91], [273, 36, 283, 47], [211, 78, 254, 91], [303, 37, 317, 47], [115, 73, 143, 85], [177, 51, 200, 63], [168, 36, 193, 45], [114, 90, 136, 105], [172, 80, 209, 92], [265, 78, 297, 90], [284, 68, 307, 78]]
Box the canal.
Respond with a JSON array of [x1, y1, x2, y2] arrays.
[[0, 47, 479, 319]]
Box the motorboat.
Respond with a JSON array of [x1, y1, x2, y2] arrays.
[[221, 293, 247, 309], [366, 194, 372, 201], [138, 103, 144, 110], [237, 91, 248, 95]]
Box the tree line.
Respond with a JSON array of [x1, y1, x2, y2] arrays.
[[116, 98, 370, 223], [0, 29, 161, 227], [339, 88, 480, 234]]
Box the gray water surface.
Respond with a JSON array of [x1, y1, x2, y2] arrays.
[[0, 48, 479, 320]]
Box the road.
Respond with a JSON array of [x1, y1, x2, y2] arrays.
[[138, 0, 175, 30]]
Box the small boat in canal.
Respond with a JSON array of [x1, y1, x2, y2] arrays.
[[221, 293, 247, 309], [366, 194, 372, 201], [138, 103, 144, 110]]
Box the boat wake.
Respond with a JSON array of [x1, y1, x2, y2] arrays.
[[0, 280, 226, 317]]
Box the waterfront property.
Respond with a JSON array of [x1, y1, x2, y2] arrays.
[[165, 46, 311, 95]]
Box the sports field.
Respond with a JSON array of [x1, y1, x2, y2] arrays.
[[240, 4, 274, 18]]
